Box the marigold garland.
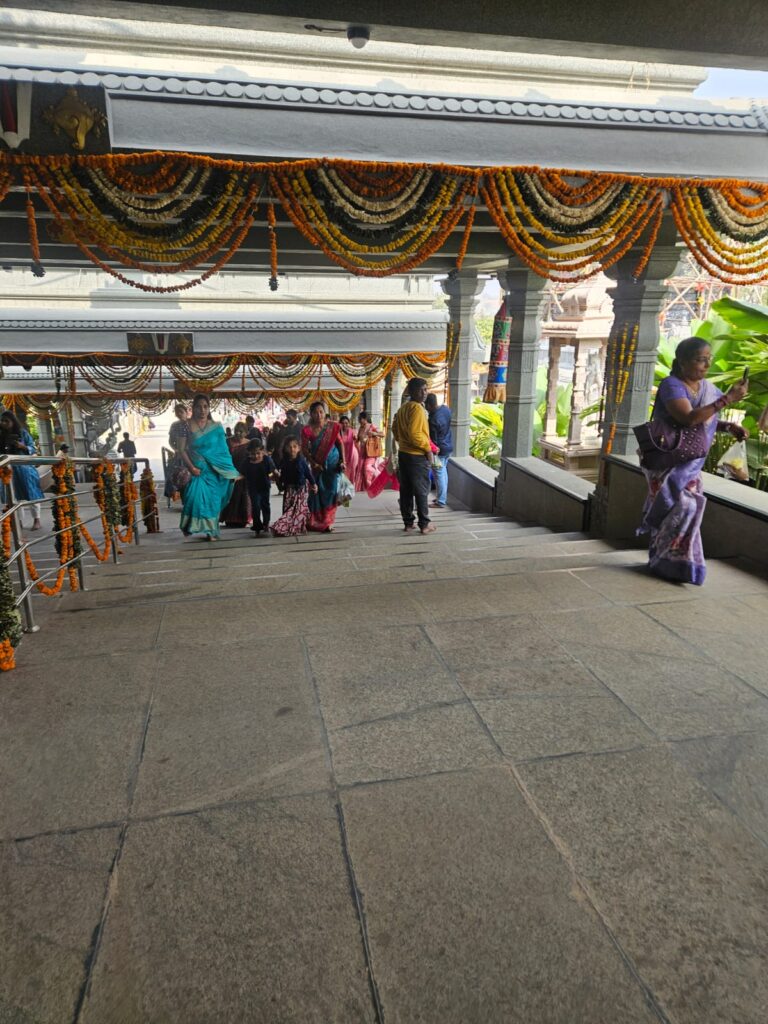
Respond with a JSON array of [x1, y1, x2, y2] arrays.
[[3, 153, 768, 286], [139, 467, 160, 533], [115, 462, 138, 543]]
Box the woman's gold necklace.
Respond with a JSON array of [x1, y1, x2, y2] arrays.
[[684, 379, 701, 399]]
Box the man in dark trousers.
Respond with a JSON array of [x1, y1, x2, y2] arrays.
[[425, 393, 453, 509], [391, 377, 436, 535], [117, 431, 138, 476]]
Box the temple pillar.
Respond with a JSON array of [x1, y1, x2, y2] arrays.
[[592, 215, 683, 534], [37, 412, 56, 456], [365, 380, 385, 429], [497, 265, 548, 458], [386, 368, 406, 451], [441, 271, 483, 458], [567, 340, 588, 448], [542, 340, 562, 441], [600, 218, 682, 458]]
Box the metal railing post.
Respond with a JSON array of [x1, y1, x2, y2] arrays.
[[8, 480, 38, 633]]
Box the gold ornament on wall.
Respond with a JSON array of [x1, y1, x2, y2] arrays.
[[41, 88, 107, 151]]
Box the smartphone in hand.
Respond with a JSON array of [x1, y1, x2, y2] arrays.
[[742, 366, 750, 384]]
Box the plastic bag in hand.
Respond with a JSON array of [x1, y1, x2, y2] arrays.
[[716, 438, 750, 482], [337, 473, 355, 507]]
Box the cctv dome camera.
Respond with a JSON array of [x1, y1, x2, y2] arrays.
[[347, 25, 370, 49]]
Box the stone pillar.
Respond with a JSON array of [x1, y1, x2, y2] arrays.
[[567, 340, 588, 448], [542, 340, 562, 441], [600, 218, 682, 458], [386, 368, 406, 452], [37, 413, 56, 456], [365, 380, 385, 428], [441, 271, 483, 458], [497, 264, 549, 459], [591, 215, 683, 535]]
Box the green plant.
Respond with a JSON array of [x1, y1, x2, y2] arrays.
[[694, 297, 768, 476], [469, 372, 574, 468], [470, 401, 503, 468]]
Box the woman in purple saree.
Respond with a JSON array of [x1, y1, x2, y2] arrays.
[[639, 338, 748, 585]]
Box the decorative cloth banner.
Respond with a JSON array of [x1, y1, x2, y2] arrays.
[[483, 300, 511, 403], [5, 152, 768, 287]]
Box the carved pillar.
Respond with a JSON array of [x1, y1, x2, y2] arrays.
[[601, 218, 682, 457], [386, 368, 406, 451], [591, 215, 683, 535], [567, 339, 588, 448], [365, 380, 384, 428], [497, 264, 548, 459], [542, 340, 562, 441], [441, 271, 483, 458]]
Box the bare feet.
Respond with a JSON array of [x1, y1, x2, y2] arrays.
[[420, 524, 437, 535], [403, 525, 416, 533], [31, 520, 41, 531]]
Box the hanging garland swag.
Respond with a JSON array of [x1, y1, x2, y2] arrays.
[[2, 153, 768, 288]]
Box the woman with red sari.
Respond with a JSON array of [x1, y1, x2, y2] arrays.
[[302, 402, 346, 532], [338, 415, 360, 492]]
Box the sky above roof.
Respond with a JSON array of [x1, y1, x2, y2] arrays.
[[696, 68, 768, 98]]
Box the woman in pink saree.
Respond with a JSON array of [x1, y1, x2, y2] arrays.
[[338, 415, 360, 491], [356, 411, 384, 492]]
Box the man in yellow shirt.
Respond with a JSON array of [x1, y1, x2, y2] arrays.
[[391, 377, 437, 534]]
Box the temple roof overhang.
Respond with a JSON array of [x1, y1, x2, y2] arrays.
[[0, 309, 448, 356], [2, 62, 767, 178]]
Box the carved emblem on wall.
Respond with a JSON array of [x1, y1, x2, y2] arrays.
[[42, 88, 107, 151], [128, 333, 194, 356]]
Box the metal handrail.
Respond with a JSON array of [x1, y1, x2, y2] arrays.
[[0, 454, 154, 633]]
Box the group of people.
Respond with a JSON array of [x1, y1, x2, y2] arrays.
[[166, 397, 403, 541]]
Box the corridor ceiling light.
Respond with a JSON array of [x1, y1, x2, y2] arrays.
[[347, 26, 371, 49]]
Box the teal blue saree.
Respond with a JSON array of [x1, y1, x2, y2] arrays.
[[179, 421, 240, 538]]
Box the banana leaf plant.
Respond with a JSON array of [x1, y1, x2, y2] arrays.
[[694, 296, 768, 475]]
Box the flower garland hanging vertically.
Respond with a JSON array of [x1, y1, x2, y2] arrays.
[[602, 324, 639, 457], [139, 466, 160, 533]]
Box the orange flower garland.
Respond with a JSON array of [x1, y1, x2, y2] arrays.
[[2, 152, 768, 285], [0, 638, 15, 671], [76, 462, 112, 562], [23, 462, 79, 596], [115, 462, 138, 543]]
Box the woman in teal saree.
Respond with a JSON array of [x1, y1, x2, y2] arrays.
[[180, 394, 241, 540]]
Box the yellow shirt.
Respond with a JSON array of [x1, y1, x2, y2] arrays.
[[392, 400, 432, 456]]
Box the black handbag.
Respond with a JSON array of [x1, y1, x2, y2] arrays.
[[633, 418, 710, 471]]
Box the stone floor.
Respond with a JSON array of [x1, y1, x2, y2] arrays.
[[2, 490, 768, 1023]]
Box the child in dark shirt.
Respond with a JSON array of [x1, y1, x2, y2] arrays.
[[271, 437, 317, 537], [244, 439, 276, 536]]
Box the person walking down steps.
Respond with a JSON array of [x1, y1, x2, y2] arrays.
[[391, 377, 436, 535]]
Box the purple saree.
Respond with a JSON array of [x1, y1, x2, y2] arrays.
[[638, 375, 722, 586]]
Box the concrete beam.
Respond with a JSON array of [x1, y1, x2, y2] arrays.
[[9, 0, 768, 70]]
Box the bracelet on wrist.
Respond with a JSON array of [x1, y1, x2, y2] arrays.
[[713, 396, 728, 411]]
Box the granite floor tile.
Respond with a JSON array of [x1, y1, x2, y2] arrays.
[[520, 746, 768, 1024], [305, 625, 462, 729], [82, 796, 375, 1023], [670, 730, 768, 845], [0, 828, 120, 1024], [0, 653, 156, 837], [568, 643, 768, 740], [341, 767, 659, 1024], [330, 702, 499, 785], [475, 694, 653, 760], [535, 605, 704, 660]]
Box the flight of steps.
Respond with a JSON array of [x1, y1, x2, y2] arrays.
[[29, 492, 647, 624]]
